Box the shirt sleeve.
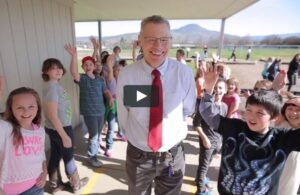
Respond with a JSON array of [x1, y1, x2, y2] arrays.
[[221, 103, 228, 117], [74, 73, 83, 84], [199, 93, 222, 131], [41, 127, 46, 161], [182, 68, 196, 117], [44, 84, 58, 103], [116, 70, 128, 133], [280, 128, 300, 152]]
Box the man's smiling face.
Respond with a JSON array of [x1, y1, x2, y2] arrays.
[[138, 22, 171, 68]]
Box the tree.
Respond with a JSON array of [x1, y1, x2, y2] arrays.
[[283, 36, 300, 45]]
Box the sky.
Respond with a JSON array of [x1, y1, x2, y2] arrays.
[[75, 0, 300, 37]]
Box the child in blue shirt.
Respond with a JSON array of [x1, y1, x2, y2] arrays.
[[65, 45, 113, 168]]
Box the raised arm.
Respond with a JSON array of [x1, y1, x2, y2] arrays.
[[106, 54, 116, 83], [272, 70, 286, 92], [199, 65, 222, 130], [64, 44, 80, 82], [203, 65, 218, 94], [90, 36, 101, 61]]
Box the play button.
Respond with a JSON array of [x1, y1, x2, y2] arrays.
[[137, 90, 147, 102], [123, 85, 159, 107]]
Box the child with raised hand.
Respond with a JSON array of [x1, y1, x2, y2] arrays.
[[261, 57, 273, 79], [277, 98, 300, 195], [243, 70, 288, 99], [90, 37, 104, 78], [194, 79, 228, 195], [216, 64, 231, 81], [200, 66, 300, 195], [65, 44, 113, 168], [90, 36, 101, 61], [192, 67, 204, 140], [103, 54, 118, 157], [0, 87, 47, 195], [42, 58, 88, 193], [222, 78, 240, 118]]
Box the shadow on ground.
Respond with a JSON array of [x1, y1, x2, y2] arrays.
[[81, 189, 128, 195]]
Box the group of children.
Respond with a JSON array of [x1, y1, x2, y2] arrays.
[[0, 40, 299, 195], [193, 58, 300, 195], [0, 38, 126, 194]]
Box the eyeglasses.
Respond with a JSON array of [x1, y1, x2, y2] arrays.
[[143, 36, 172, 45]]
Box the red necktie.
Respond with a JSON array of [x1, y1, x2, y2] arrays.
[[148, 69, 163, 152]]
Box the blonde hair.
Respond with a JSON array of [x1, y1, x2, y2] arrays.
[[253, 79, 272, 90], [217, 63, 231, 80], [226, 78, 239, 93]]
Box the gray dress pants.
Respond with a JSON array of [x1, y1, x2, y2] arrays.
[[126, 142, 185, 195]]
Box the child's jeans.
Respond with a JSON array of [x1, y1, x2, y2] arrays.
[[195, 137, 222, 192], [19, 185, 43, 195], [46, 126, 77, 176], [84, 115, 105, 158], [106, 110, 117, 150]]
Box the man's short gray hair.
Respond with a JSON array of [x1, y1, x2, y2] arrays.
[[140, 15, 170, 34]]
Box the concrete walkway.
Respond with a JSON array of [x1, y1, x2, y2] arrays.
[[44, 117, 221, 195]]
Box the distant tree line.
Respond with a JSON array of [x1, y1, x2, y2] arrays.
[[77, 35, 300, 50], [260, 35, 300, 45]]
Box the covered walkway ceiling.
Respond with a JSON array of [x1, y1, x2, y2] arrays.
[[74, 0, 259, 21]]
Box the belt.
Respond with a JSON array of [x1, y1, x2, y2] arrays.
[[127, 142, 183, 158]]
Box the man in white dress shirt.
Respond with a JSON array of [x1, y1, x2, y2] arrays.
[[116, 15, 196, 195]]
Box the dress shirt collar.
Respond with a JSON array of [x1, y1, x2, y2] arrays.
[[141, 58, 169, 77]]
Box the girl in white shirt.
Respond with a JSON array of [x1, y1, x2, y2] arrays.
[[0, 87, 46, 195], [277, 98, 300, 195]]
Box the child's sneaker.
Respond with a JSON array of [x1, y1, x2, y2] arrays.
[[116, 133, 127, 142], [88, 157, 103, 168], [104, 149, 113, 158], [195, 189, 211, 195], [98, 144, 106, 155], [204, 178, 214, 191]]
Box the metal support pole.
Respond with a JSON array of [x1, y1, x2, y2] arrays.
[[97, 20, 102, 53], [217, 18, 226, 58]]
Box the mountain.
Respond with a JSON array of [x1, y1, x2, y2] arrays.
[[76, 24, 300, 48], [171, 24, 238, 45], [250, 33, 300, 41]]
